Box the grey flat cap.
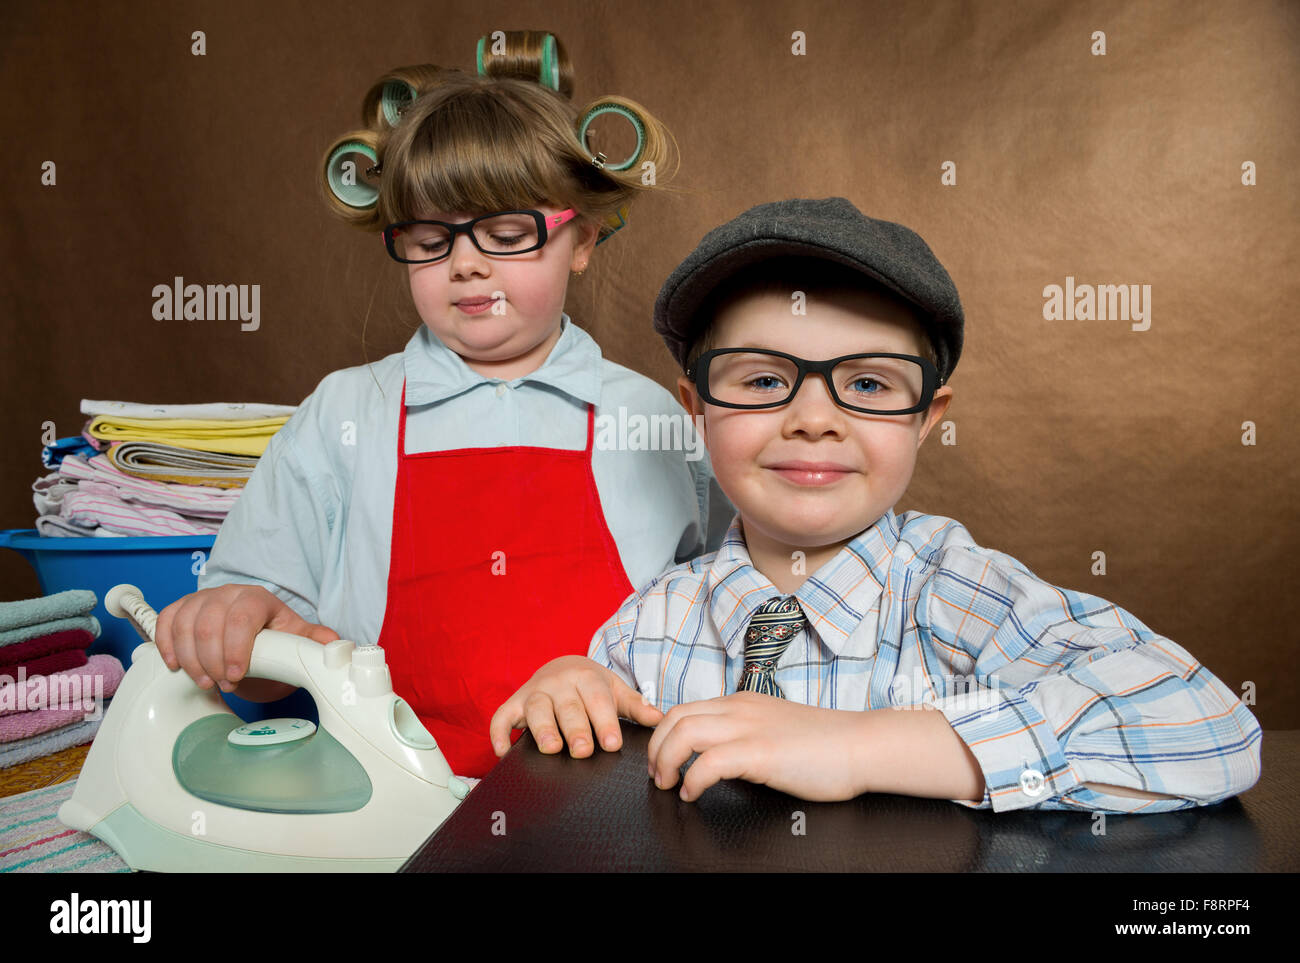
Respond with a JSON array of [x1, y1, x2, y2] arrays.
[[653, 197, 964, 382]]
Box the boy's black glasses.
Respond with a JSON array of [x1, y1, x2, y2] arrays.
[[382, 208, 578, 264], [688, 348, 938, 416]]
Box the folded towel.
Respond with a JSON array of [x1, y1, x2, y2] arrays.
[[61, 488, 223, 537], [32, 471, 78, 516], [106, 442, 255, 489], [0, 650, 88, 679], [81, 399, 297, 420], [34, 514, 116, 538], [0, 591, 97, 633], [76, 479, 232, 520], [85, 414, 289, 458], [58, 453, 241, 514], [0, 616, 101, 649], [0, 655, 125, 729], [0, 715, 104, 769], [0, 628, 95, 663]]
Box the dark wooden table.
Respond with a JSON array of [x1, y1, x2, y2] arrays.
[[403, 725, 1297, 872]]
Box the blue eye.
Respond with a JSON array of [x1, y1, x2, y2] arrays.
[[745, 375, 787, 392], [850, 377, 883, 394]]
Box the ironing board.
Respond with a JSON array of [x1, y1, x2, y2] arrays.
[[404, 725, 1300, 872], [0, 779, 128, 872]]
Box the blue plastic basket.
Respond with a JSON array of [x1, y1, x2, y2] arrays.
[[0, 528, 315, 722]]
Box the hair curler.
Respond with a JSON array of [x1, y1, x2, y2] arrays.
[[578, 103, 647, 173], [361, 65, 446, 128], [324, 131, 380, 210], [476, 31, 562, 92]]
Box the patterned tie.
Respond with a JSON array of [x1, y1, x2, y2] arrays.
[[739, 596, 806, 698]]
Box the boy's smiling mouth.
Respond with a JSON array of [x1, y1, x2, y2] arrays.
[[764, 460, 857, 486]]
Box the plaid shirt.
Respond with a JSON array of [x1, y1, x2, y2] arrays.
[[589, 510, 1262, 813]]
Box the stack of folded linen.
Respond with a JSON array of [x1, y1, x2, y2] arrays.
[[0, 590, 125, 768], [32, 399, 296, 538]]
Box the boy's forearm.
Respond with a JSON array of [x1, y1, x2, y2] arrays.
[[853, 706, 1180, 804], [854, 705, 985, 803]]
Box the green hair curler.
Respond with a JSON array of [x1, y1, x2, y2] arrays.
[[476, 33, 560, 92], [578, 103, 646, 173], [380, 80, 417, 126], [326, 140, 380, 209]]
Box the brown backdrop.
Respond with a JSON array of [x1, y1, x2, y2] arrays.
[[2, 0, 1296, 725]]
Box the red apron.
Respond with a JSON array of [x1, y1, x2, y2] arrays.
[[377, 381, 635, 776]]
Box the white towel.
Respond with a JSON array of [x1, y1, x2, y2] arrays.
[[80, 399, 297, 420], [32, 472, 77, 516], [34, 514, 107, 538]]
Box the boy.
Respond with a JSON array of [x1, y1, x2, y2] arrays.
[[489, 197, 1262, 812]]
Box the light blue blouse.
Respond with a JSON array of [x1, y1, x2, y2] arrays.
[[199, 316, 733, 645]]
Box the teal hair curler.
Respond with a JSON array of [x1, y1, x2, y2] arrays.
[[540, 33, 559, 92], [476, 33, 561, 91], [380, 79, 417, 126], [362, 66, 445, 129], [578, 103, 646, 173], [326, 140, 380, 209]]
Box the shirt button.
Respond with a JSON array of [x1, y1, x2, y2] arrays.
[[495, 383, 507, 398], [1019, 768, 1046, 797]]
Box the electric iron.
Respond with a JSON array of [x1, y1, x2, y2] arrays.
[[58, 584, 468, 872]]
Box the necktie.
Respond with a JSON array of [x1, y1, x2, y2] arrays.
[[739, 596, 806, 698]]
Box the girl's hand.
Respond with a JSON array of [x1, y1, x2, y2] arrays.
[[154, 583, 339, 697]]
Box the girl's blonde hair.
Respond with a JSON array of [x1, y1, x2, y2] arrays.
[[320, 31, 680, 245]]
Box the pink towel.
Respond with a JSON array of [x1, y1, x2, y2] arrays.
[[0, 656, 126, 739]]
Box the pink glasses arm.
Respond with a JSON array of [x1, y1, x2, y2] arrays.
[[547, 208, 579, 229]]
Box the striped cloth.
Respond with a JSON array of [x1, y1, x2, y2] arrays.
[[589, 509, 1263, 814], [0, 781, 128, 872]]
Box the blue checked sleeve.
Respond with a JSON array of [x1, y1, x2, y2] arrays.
[[587, 590, 644, 690], [920, 544, 1262, 814]]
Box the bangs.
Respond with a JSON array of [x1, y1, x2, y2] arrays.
[[382, 84, 576, 223]]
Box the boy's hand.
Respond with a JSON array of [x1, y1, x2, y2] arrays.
[[646, 692, 871, 802], [489, 655, 664, 759], [154, 583, 339, 694]]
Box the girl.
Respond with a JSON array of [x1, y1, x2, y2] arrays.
[[155, 32, 728, 777]]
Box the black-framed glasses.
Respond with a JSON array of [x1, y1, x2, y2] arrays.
[[688, 348, 938, 415], [382, 208, 578, 264]]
